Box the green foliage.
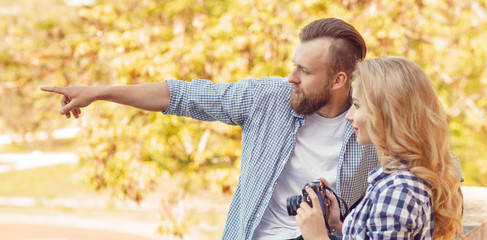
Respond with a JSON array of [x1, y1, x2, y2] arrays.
[[2, 0, 487, 237]]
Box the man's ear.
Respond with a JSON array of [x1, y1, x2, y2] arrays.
[[332, 72, 348, 90]]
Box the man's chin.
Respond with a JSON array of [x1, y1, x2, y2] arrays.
[[289, 99, 303, 114], [290, 103, 314, 115]]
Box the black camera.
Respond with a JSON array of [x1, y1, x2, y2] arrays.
[[286, 180, 330, 216], [286, 180, 343, 240]]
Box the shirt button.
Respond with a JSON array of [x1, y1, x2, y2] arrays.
[[256, 213, 260, 218]]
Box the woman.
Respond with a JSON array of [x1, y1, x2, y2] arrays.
[[296, 56, 463, 239]]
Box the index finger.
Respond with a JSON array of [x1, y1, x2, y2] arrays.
[[40, 86, 65, 94], [325, 189, 338, 205], [305, 187, 321, 209]]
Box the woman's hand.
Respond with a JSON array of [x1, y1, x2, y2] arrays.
[[295, 186, 329, 240]]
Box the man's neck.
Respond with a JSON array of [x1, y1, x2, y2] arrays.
[[315, 97, 351, 119]]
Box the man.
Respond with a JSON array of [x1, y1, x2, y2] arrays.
[[42, 18, 378, 239]]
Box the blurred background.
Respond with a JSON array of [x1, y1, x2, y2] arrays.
[[0, 0, 486, 239]]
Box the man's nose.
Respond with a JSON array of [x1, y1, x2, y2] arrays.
[[288, 68, 299, 84]]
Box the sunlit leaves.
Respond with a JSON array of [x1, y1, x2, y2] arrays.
[[1, 1, 487, 232]]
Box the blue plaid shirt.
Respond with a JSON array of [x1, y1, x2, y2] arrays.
[[342, 166, 434, 239], [163, 77, 378, 240]]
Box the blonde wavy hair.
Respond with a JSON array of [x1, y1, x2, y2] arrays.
[[353, 56, 463, 239]]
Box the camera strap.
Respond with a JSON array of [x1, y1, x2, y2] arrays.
[[342, 196, 363, 220], [320, 188, 360, 230], [316, 190, 333, 235]]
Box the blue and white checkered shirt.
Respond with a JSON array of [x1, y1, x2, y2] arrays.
[[163, 77, 378, 240], [342, 165, 434, 239]]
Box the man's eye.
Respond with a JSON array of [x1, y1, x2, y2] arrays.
[[353, 103, 360, 108]]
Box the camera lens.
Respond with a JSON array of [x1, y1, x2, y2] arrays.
[[286, 195, 303, 216]]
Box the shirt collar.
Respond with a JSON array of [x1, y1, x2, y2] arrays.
[[291, 110, 304, 119], [367, 166, 385, 186], [368, 163, 409, 185]]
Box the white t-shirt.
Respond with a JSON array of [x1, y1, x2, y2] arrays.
[[253, 111, 348, 239]]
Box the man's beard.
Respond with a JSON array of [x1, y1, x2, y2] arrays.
[[290, 83, 332, 115]]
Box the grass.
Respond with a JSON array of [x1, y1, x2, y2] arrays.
[[0, 163, 93, 198]]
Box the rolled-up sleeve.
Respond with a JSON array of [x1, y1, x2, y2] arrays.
[[163, 78, 255, 126]]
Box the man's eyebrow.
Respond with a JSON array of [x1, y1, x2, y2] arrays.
[[292, 60, 310, 70]]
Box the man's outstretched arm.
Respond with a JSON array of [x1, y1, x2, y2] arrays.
[[40, 82, 170, 119]]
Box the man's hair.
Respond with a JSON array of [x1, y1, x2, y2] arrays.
[[299, 18, 366, 82]]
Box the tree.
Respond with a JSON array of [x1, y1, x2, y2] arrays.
[[2, 0, 486, 237]]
